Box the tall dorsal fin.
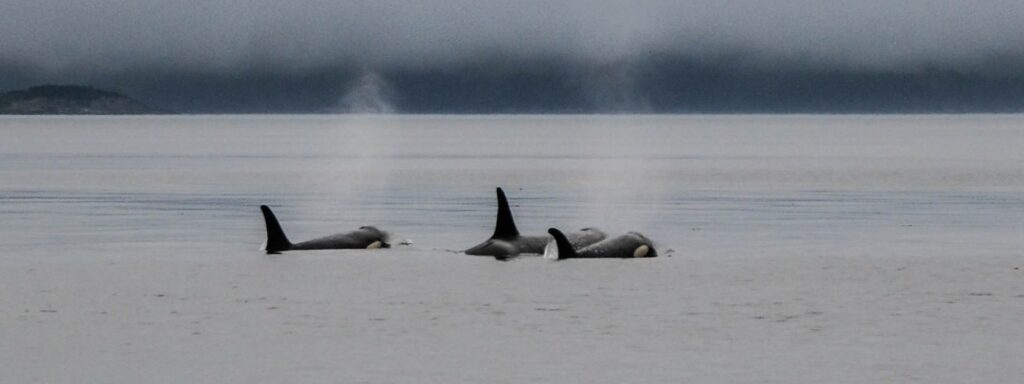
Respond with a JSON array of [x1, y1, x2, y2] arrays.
[[491, 187, 520, 238], [547, 228, 578, 260], [260, 205, 293, 253]]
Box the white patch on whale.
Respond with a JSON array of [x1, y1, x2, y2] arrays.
[[542, 239, 559, 260], [633, 245, 649, 258]]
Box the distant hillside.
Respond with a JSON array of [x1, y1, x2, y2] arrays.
[[4, 56, 1024, 113], [84, 58, 1024, 114], [0, 85, 163, 114]]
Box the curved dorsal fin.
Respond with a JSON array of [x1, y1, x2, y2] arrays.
[[491, 187, 520, 239], [260, 205, 293, 253], [547, 228, 578, 259]]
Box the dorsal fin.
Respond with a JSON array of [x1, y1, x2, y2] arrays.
[[491, 187, 520, 238], [547, 228, 578, 260], [260, 205, 293, 253]]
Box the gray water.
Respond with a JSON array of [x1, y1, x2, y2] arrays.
[[2, 115, 1021, 260], [3, 115, 1024, 383]]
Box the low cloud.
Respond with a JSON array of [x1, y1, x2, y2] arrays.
[[2, 0, 1022, 76]]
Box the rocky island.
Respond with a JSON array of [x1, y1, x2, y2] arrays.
[[0, 85, 162, 114]]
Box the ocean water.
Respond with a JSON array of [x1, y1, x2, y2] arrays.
[[2, 115, 1021, 260], [2, 115, 1023, 383]]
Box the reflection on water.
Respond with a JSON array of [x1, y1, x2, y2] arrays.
[[1, 115, 1022, 260]]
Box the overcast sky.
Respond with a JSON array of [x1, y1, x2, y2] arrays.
[[2, 0, 1023, 75]]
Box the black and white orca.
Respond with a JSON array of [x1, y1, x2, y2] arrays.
[[464, 188, 606, 259], [547, 227, 657, 259], [260, 205, 391, 253]]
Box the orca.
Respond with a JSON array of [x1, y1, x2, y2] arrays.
[[464, 187, 606, 259], [260, 205, 391, 253], [547, 227, 657, 259]]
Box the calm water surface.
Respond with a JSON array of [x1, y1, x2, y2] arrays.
[[1, 114, 1021, 261], [4, 115, 1024, 383]]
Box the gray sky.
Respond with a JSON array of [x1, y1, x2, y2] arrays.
[[2, 0, 1023, 75]]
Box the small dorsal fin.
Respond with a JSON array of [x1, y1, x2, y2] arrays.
[[491, 187, 520, 239], [547, 228, 578, 260], [260, 205, 293, 253]]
